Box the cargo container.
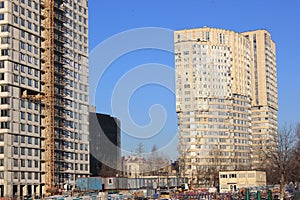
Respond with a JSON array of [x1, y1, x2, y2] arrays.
[[88, 177, 102, 191], [76, 176, 181, 192], [75, 177, 102, 191]]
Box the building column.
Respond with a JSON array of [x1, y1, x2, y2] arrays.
[[18, 185, 22, 199], [35, 185, 40, 199], [4, 183, 12, 197]]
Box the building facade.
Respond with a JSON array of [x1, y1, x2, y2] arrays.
[[0, 0, 89, 197], [122, 156, 146, 178], [89, 112, 121, 177], [175, 27, 277, 184], [219, 170, 266, 193], [242, 30, 278, 168]]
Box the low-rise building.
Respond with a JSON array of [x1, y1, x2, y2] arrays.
[[219, 171, 266, 193], [122, 156, 146, 178]]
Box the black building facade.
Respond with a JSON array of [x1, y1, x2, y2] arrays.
[[89, 112, 121, 177]]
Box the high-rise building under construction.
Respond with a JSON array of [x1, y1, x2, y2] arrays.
[[0, 0, 89, 197], [175, 27, 277, 185]]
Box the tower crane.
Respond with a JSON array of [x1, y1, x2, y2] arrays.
[[22, 0, 65, 196]]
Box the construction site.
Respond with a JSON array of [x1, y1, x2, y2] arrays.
[[0, 0, 89, 197]]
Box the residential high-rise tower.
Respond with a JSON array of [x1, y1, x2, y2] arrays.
[[242, 30, 278, 168], [0, 0, 89, 197], [175, 27, 277, 186]]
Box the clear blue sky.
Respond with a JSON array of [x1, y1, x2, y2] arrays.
[[88, 0, 300, 159]]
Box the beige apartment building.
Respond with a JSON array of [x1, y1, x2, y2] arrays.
[[0, 0, 89, 197], [175, 27, 277, 185]]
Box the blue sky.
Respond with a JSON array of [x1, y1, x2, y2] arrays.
[[88, 0, 300, 159]]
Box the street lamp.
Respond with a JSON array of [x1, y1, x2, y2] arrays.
[[116, 174, 119, 193]]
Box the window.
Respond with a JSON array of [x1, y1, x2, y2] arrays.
[[28, 45, 32, 52], [0, 73, 4, 80], [20, 111, 25, 119], [1, 97, 9, 104], [21, 99, 25, 107], [13, 16, 18, 23], [21, 159, 25, 167], [34, 2, 38, 10], [20, 53, 25, 61], [34, 114, 38, 122], [0, 159, 3, 166], [0, 109, 8, 117], [28, 101, 32, 109], [34, 57, 38, 65], [34, 80, 38, 88], [21, 76, 25, 84], [34, 47, 38, 55], [0, 134, 4, 141], [28, 125, 32, 132], [0, 121, 9, 129], [0, 146, 3, 153], [28, 56, 32, 63], [34, 103, 38, 110], [13, 159, 18, 166], [21, 123, 25, 131], [27, 22, 32, 29], [229, 174, 237, 178], [34, 125, 38, 133], [21, 147, 25, 155], [21, 18, 25, 26], [0, 2, 4, 9], [21, 136, 25, 143], [0, 13, 4, 20], [14, 172, 18, 179], [1, 49, 8, 56], [28, 137, 32, 144], [21, 65, 25, 72], [34, 172, 38, 180], [21, 31, 25, 38], [14, 135, 18, 142], [28, 172, 32, 179], [13, 148, 19, 156], [28, 78, 32, 86], [34, 150, 38, 157], [1, 85, 8, 92], [14, 4, 18, 12], [21, 7, 25, 15], [21, 172, 25, 179], [1, 37, 9, 44], [1, 24, 9, 32]]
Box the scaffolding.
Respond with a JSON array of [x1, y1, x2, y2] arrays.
[[42, 0, 55, 194], [22, 0, 66, 195]]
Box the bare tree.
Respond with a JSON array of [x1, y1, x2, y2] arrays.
[[143, 145, 169, 176], [290, 123, 300, 188], [136, 143, 144, 157], [264, 123, 298, 200]]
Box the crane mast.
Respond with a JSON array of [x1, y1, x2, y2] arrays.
[[42, 0, 55, 193], [23, 0, 66, 195], [42, 0, 66, 194]]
